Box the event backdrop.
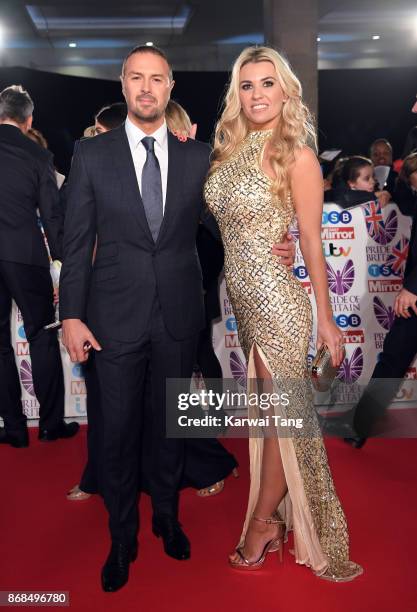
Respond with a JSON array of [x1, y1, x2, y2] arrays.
[[9, 200, 414, 420]]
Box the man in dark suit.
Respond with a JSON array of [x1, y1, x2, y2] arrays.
[[60, 46, 214, 592], [0, 85, 79, 448]]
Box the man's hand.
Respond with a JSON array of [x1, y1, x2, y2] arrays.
[[394, 288, 417, 318], [271, 232, 296, 267], [62, 319, 102, 363]]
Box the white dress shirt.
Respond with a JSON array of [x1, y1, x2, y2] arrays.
[[125, 116, 169, 212]]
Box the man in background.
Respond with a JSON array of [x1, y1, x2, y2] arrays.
[[0, 85, 79, 447], [370, 138, 398, 195]]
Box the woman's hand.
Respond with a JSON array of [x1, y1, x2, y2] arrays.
[[171, 129, 188, 142], [317, 318, 344, 367]]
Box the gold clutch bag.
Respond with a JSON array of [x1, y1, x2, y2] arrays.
[[311, 343, 344, 392]]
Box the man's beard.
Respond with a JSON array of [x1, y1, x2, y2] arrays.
[[131, 106, 164, 123]]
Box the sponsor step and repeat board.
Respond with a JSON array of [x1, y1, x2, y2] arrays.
[[9, 201, 415, 420], [213, 200, 415, 409]]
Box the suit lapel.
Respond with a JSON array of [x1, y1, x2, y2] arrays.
[[155, 132, 185, 246], [110, 125, 154, 244]]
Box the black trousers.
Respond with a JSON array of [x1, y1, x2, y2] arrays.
[[80, 316, 237, 496], [93, 298, 198, 546], [354, 313, 417, 437], [0, 261, 64, 433], [80, 363, 238, 494]]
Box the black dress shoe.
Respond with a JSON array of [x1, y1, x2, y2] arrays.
[[101, 542, 138, 592], [152, 515, 190, 560], [343, 436, 367, 449], [38, 421, 80, 441], [0, 427, 29, 448]]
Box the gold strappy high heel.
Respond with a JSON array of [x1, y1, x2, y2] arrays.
[[66, 484, 91, 501], [197, 468, 239, 497], [197, 480, 224, 497], [229, 514, 285, 571]]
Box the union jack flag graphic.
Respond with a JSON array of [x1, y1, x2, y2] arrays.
[[385, 235, 409, 276], [362, 200, 397, 245]]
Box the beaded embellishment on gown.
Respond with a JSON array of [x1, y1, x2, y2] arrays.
[[204, 129, 363, 581]]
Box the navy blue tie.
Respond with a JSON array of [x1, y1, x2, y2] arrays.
[[141, 136, 163, 242]]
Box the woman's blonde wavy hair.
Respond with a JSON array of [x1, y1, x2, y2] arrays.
[[210, 46, 316, 203]]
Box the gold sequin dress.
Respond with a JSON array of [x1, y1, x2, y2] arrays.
[[204, 129, 362, 581]]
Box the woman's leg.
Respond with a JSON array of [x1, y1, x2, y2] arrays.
[[230, 345, 287, 564]]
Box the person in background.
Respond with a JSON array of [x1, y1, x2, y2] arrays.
[[165, 99, 197, 140], [27, 127, 48, 149], [26, 127, 66, 189], [0, 85, 78, 447], [369, 138, 398, 196], [94, 102, 127, 134], [83, 125, 96, 138], [325, 155, 390, 208], [345, 152, 417, 448]]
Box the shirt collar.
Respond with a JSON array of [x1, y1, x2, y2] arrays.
[[125, 115, 168, 151]]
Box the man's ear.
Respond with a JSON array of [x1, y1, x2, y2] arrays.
[[120, 75, 126, 98]]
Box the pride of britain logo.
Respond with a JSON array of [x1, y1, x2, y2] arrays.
[[362, 201, 397, 245], [337, 347, 363, 383], [326, 260, 355, 295], [373, 296, 395, 331], [230, 351, 247, 389]]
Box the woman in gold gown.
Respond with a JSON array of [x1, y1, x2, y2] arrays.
[[204, 46, 363, 582]]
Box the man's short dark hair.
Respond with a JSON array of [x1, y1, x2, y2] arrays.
[[121, 45, 173, 81], [0, 85, 34, 124], [95, 102, 127, 130]]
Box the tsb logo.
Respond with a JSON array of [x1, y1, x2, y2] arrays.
[[334, 314, 362, 328], [322, 210, 352, 225], [225, 317, 237, 332], [72, 364, 85, 378], [368, 264, 392, 277], [294, 265, 308, 279]]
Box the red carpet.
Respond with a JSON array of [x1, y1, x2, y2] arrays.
[[1, 427, 416, 612]]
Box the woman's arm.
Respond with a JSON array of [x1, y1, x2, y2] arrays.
[[290, 146, 344, 366]]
